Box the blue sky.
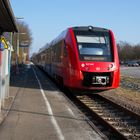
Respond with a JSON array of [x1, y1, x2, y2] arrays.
[[10, 0, 140, 55]]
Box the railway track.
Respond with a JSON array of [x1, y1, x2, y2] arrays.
[[38, 67, 140, 139], [70, 93, 140, 140]]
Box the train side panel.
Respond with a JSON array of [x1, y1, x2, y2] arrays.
[[109, 30, 120, 88], [62, 28, 80, 87]]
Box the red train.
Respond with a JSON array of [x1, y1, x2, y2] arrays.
[[32, 26, 120, 90]]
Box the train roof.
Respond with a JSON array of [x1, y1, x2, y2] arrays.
[[50, 29, 68, 46], [50, 26, 108, 46], [38, 29, 68, 55], [72, 26, 109, 32], [38, 43, 50, 53]]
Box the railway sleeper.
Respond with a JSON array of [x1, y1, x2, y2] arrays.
[[123, 132, 134, 137], [102, 117, 120, 121], [80, 101, 93, 104], [115, 126, 126, 131], [108, 121, 119, 125], [83, 102, 94, 106], [89, 106, 103, 110], [96, 113, 105, 116], [91, 109, 104, 114], [91, 108, 103, 112]]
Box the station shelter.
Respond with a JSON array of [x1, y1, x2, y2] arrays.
[[0, 0, 17, 112]]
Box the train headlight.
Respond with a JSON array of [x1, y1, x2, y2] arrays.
[[81, 63, 85, 67]]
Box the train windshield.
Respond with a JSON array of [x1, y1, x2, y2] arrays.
[[75, 31, 113, 62]]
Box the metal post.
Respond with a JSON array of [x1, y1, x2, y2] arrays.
[[22, 47, 24, 64], [15, 17, 24, 74], [16, 32, 19, 74], [6, 32, 13, 98]]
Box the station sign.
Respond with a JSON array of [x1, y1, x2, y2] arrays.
[[19, 42, 29, 48], [0, 36, 9, 51]]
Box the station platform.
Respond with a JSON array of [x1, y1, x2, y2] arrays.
[[0, 64, 103, 140]]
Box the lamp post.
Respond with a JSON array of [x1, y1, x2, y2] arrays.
[[16, 17, 24, 74]]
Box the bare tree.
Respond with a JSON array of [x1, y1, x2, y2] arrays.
[[11, 21, 32, 64], [117, 41, 140, 62]]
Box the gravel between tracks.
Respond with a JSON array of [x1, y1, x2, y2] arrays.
[[100, 86, 140, 115]]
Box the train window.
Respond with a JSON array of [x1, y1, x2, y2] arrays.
[[77, 36, 106, 44], [53, 41, 62, 62], [75, 32, 113, 62], [63, 41, 67, 57]]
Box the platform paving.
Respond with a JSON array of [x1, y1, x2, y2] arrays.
[[0, 64, 103, 140]]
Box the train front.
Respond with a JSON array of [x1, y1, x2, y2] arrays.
[[71, 26, 120, 90]]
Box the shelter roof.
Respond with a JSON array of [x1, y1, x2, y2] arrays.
[[0, 0, 18, 32]]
